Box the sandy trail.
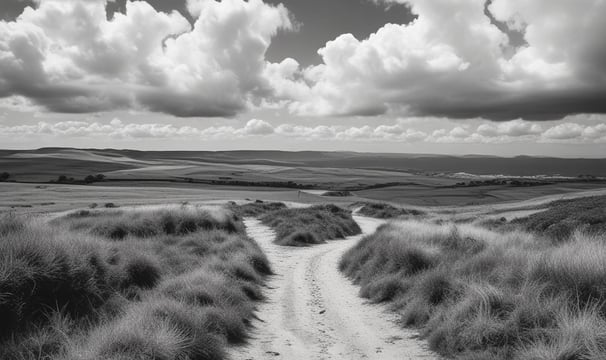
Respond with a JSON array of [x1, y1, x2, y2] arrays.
[[230, 216, 438, 360]]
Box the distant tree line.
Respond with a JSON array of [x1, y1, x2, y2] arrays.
[[184, 178, 316, 189], [53, 174, 106, 184], [453, 179, 553, 188]]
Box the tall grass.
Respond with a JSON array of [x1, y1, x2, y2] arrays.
[[260, 204, 361, 246], [340, 219, 606, 359], [0, 205, 270, 360]]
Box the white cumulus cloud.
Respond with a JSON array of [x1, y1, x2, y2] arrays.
[[3, 117, 606, 144], [0, 0, 293, 117], [277, 0, 606, 120]]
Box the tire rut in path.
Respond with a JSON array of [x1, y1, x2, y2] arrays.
[[230, 216, 439, 360]]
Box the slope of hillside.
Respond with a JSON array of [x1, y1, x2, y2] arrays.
[[3, 148, 606, 177]]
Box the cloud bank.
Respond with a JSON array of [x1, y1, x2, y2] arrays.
[[3, 117, 605, 144], [0, 0, 605, 121]]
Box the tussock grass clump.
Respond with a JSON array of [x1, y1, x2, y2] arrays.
[[529, 238, 606, 306], [74, 298, 226, 360], [59, 205, 243, 240], [260, 204, 361, 246], [0, 215, 111, 339], [356, 202, 425, 219], [341, 218, 606, 359], [0, 205, 270, 360], [227, 201, 287, 217]]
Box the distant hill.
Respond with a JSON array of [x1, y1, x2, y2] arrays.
[[1, 148, 606, 178]]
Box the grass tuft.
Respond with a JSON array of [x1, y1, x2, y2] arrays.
[[123, 255, 163, 289]]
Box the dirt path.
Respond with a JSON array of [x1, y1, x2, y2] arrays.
[[230, 216, 438, 360]]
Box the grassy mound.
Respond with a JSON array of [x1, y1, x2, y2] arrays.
[[226, 201, 287, 217], [512, 195, 606, 242], [261, 204, 361, 246], [356, 202, 425, 219], [340, 220, 606, 359], [0, 205, 269, 360]]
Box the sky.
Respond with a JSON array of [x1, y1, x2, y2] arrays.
[[0, 0, 605, 157]]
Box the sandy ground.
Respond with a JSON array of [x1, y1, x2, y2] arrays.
[[229, 216, 438, 360]]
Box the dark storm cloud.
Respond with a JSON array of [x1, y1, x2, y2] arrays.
[[412, 88, 606, 121], [137, 90, 241, 118]]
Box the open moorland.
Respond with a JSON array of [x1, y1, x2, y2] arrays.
[[2, 148, 606, 359]]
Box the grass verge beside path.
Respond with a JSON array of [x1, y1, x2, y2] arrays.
[[340, 219, 606, 359], [0, 205, 270, 360]]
